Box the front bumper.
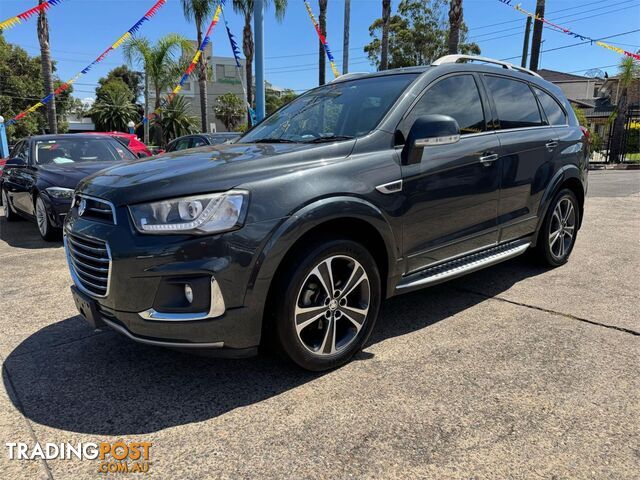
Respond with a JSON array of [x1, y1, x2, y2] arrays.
[[64, 200, 280, 351]]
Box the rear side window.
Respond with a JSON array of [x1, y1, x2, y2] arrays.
[[401, 75, 486, 136], [484, 76, 544, 129], [532, 87, 567, 125], [191, 137, 208, 148]]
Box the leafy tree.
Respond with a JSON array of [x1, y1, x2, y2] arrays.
[[123, 34, 194, 144], [266, 89, 297, 115], [90, 82, 137, 132], [214, 92, 245, 131], [181, 0, 218, 132], [0, 33, 73, 141], [97, 66, 143, 103], [232, 0, 288, 122], [37, 0, 57, 133], [155, 95, 198, 144], [364, 0, 479, 69], [608, 58, 639, 163]]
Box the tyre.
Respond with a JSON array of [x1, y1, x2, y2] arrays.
[[535, 188, 579, 267], [2, 188, 19, 222], [35, 194, 60, 241], [275, 239, 381, 371]]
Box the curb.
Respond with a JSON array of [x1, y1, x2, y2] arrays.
[[589, 163, 640, 170]]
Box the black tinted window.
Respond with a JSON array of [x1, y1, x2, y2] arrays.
[[533, 87, 567, 125], [401, 75, 486, 136], [485, 76, 543, 129]]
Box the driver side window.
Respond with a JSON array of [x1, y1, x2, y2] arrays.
[[11, 141, 29, 161], [399, 75, 487, 140]]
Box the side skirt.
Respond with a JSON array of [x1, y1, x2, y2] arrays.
[[394, 239, 531, 293]]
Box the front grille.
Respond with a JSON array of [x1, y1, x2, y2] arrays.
[[75, 195, 116, 224], [66, 233, 111, 297]]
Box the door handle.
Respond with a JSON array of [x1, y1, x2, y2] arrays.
[[546, 140, 559, 150], [479, 153, 499, 166]]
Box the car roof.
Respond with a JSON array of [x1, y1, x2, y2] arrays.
[[29, 134, 118, 142]]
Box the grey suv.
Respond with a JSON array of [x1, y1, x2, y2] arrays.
[[64, 55, 588, 371]]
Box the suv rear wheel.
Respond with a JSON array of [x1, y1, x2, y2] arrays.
[[535, 188, 579, 267], [275, 239, 381, 371]]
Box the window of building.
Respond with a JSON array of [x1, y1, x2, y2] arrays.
[[484, 76, 544, 129]]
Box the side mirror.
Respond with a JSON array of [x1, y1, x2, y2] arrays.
[[5, 157, 27, 168], [400, 114, 461, 165]]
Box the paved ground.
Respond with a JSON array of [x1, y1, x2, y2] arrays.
[[0, 171, 638, 479]]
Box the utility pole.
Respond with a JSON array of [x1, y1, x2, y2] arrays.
[[143, 72, 150, 145], [254, 0, 265, 121], [521, 15, 532, 68], [529, 0, 545, 72], [342, 0, 350, 75]]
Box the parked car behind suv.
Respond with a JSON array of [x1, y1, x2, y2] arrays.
[[2, 134, 137, 240], [64, 56, 588, 371], [164, 132, 241, 153]]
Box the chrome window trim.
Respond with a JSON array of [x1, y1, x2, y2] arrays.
[[64, 234, 113, 299], [75, 194, 118, 225], [138, 276, 226, 321]]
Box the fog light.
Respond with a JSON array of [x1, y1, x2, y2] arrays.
[[184, 284, 193, 304]]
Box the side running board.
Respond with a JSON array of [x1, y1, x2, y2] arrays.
[[396, 240, 531, 291]]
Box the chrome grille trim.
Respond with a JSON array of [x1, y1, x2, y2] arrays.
[[64, 233, 112, 298], [74, 194, 117, 225]]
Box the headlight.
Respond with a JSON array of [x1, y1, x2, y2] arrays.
[[45, 187, 74, 199], [128, 191, 247, 235]]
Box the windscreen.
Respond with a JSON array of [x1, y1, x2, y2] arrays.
[[240, 73, 419, 144], [34, 138, 137, 165]]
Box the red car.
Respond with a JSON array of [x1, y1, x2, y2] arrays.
[[87, 132, 153, 158]]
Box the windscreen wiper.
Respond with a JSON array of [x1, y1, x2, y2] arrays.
[[252, 138, 298, 143], [304, 135, 354, 144]]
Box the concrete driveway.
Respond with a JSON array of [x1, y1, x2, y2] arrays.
[[1, 171, 638, 479]]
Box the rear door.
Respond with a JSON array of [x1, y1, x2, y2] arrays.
[[482, 75, 559, 242], [399, 74, 501, 273]]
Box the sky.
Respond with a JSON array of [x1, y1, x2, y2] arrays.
[[1, 0, 639, 104]]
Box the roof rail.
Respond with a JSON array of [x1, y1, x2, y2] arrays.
[[432, 55, 542, 78], [331, 72, 369, 83]]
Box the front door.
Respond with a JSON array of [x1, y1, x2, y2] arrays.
[[399, 74, 501, 273]]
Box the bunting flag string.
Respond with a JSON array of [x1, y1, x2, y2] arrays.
[[222, 10, 256, 126], [0, 0, 65, 31], [139, 2, 223, 127], [498, 0, 640, 62], [303, 0, 340, 79], [6, 0, 167, 126]]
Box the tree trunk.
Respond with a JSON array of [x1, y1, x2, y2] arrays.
[[243, 15, 254, 125], [37, 0, 57, 134], [448, 0, 463, 55], [154, 86, 163, 146], [380, 0, 391, 70], [196, 20, 209, 133], [529, 0, 545, 72], [608, 88, 628, 163], [318, 0, 328, 85], [342, 0, 350, 75]]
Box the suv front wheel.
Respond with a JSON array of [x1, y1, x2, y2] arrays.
[[275, 239, 381, 371]]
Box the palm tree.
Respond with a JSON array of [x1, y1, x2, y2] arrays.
[[123, 34, 194, 144], [318, 0, 328, 85], [90, 89, 138, 132], [380, 0, 391, 70], [448, 0, 463, 54], [37, 0, 57, 133], [181, 0, 217, 133], [232, 0, 288, 121], [608, 58, 639, 163], [156, 95, 199, 144]]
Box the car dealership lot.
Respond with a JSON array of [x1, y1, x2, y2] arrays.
[[0, 171, 638, 479]]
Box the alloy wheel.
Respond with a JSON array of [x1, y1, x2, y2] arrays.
[[294, 255, 370, 356], [548, 196, 576, 261], [36, 197, 48, 237]]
